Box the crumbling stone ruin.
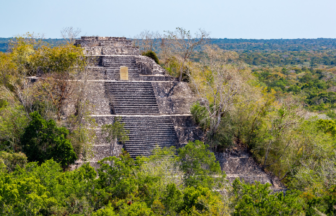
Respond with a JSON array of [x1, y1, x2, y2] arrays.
[[72, 37, 279, 188], [72, 37, 202, 169]]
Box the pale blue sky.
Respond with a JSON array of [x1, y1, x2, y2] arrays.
[[1, 0, 335, 39]]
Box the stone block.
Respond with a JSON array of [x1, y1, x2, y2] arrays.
[[120, 67, 129, 80]]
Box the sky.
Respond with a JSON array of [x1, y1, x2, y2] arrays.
[[1, 0, 336, 39]]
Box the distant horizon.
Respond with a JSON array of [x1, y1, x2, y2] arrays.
[[1, 37, 336, 40], [1, 0, 335, 39]]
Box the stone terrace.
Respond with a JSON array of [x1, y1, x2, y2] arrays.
[[72, 36, 202, 168], [71, 36, 278, 188]]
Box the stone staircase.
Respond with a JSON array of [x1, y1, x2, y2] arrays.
[[105, 82, 159, 115], [119, 116, 178, 158], [105, 82, 159, 114], [105, 80, 178, 158]]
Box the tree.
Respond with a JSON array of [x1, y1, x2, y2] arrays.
[[134, 30, 161, 53], [178, 140, 226, 190], [61, 27, 81, 44], [0, 105, 29, 152], [190, 45, 244, 147], [231, 179, 304, 216], [102, 117, 129, 157], [0, 151, 27, 172], [165, 27, 208, 82], [20, 111, 77, 167], [142, 50, 160, 64]]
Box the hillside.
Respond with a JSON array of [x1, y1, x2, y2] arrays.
[[1, 34, 336, 215]]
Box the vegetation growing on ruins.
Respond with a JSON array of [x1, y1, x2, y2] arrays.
[[1, 29, 336, 215], [142, 50, 160, 64], [133, 29, 336, 215], [0, 33, 96, 162]]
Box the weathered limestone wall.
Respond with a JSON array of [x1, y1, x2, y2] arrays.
[[71, 116, 124, 170], [86, 81, 111, 115], [75, 37, 140, 56], [215, 146, 284, 189], [169, 116, 204, 145], [134, 56, 166, 75], [152, 82, 196, 115]]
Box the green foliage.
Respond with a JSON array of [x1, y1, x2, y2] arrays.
[[0, 144, 229, 215], [326, 110, 336, 119], [93, 203, 117, 216], [316, 119, 336, 137], [142, 50, 160, 64], [232, 179, 304, 215], [190, 102, 210, 130], [0, 159, 100, 215], [102, 117, 129, 144], [2, 32, 336, 215], [164, 56, 181, 77], [178, 140, 225, 189], [161, 183, 183, 213], [119, 202, 154, 216], [20, 112, 77, 167], [212, 115, 235, 149], [191, 102, 210, 130], [1, 144, 336, 215], [0, 105, 29, 152], [179, 186, 221, 214], [254, 67, 336, 111], [0, 99, 8, 108], [0, 151, 27, 172], [191, 102, 234, 148], [97, 152, 138, 200]]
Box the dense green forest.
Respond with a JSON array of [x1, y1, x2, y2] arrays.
[[0, 38, 67, 52], [210, 38, 336, 51], [1, 31, 336, 215]]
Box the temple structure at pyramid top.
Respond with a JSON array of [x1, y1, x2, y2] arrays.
[[75, 36, 172, 81], [75, 36, 140, 56]]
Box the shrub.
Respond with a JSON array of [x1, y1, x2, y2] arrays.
[[20, 111, 77, 167], [142, 51, 160, 64]]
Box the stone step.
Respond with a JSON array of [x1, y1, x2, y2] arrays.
[[101, 81, 178, 158], [107, 92, 154, 94], [114, 103, 158, 106], [112, 99, 158, 102], [106, 81, 159, 115], [114, 110, 160, 114], [119, 116, 179, 158], [114, 105, 159, 108], [125, 127, 175, 130], [124, 141, 177, 145], [108, 86, 152, 88], [106, 85, 153, 88], [110, 97, 157, 100], [126, 136, 177, 140]]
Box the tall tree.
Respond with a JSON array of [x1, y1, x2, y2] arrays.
[[165, 27, 209, 82], [20, 111, 77, 167], [190, 45, 243, 146]]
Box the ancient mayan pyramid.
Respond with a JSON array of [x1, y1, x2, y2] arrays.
[[72, 37, 203, 168], [71, 37, 277, 187]]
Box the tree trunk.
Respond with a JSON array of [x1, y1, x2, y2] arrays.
[[179, 61, 185, 82], [110, 138, 117, 155]]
